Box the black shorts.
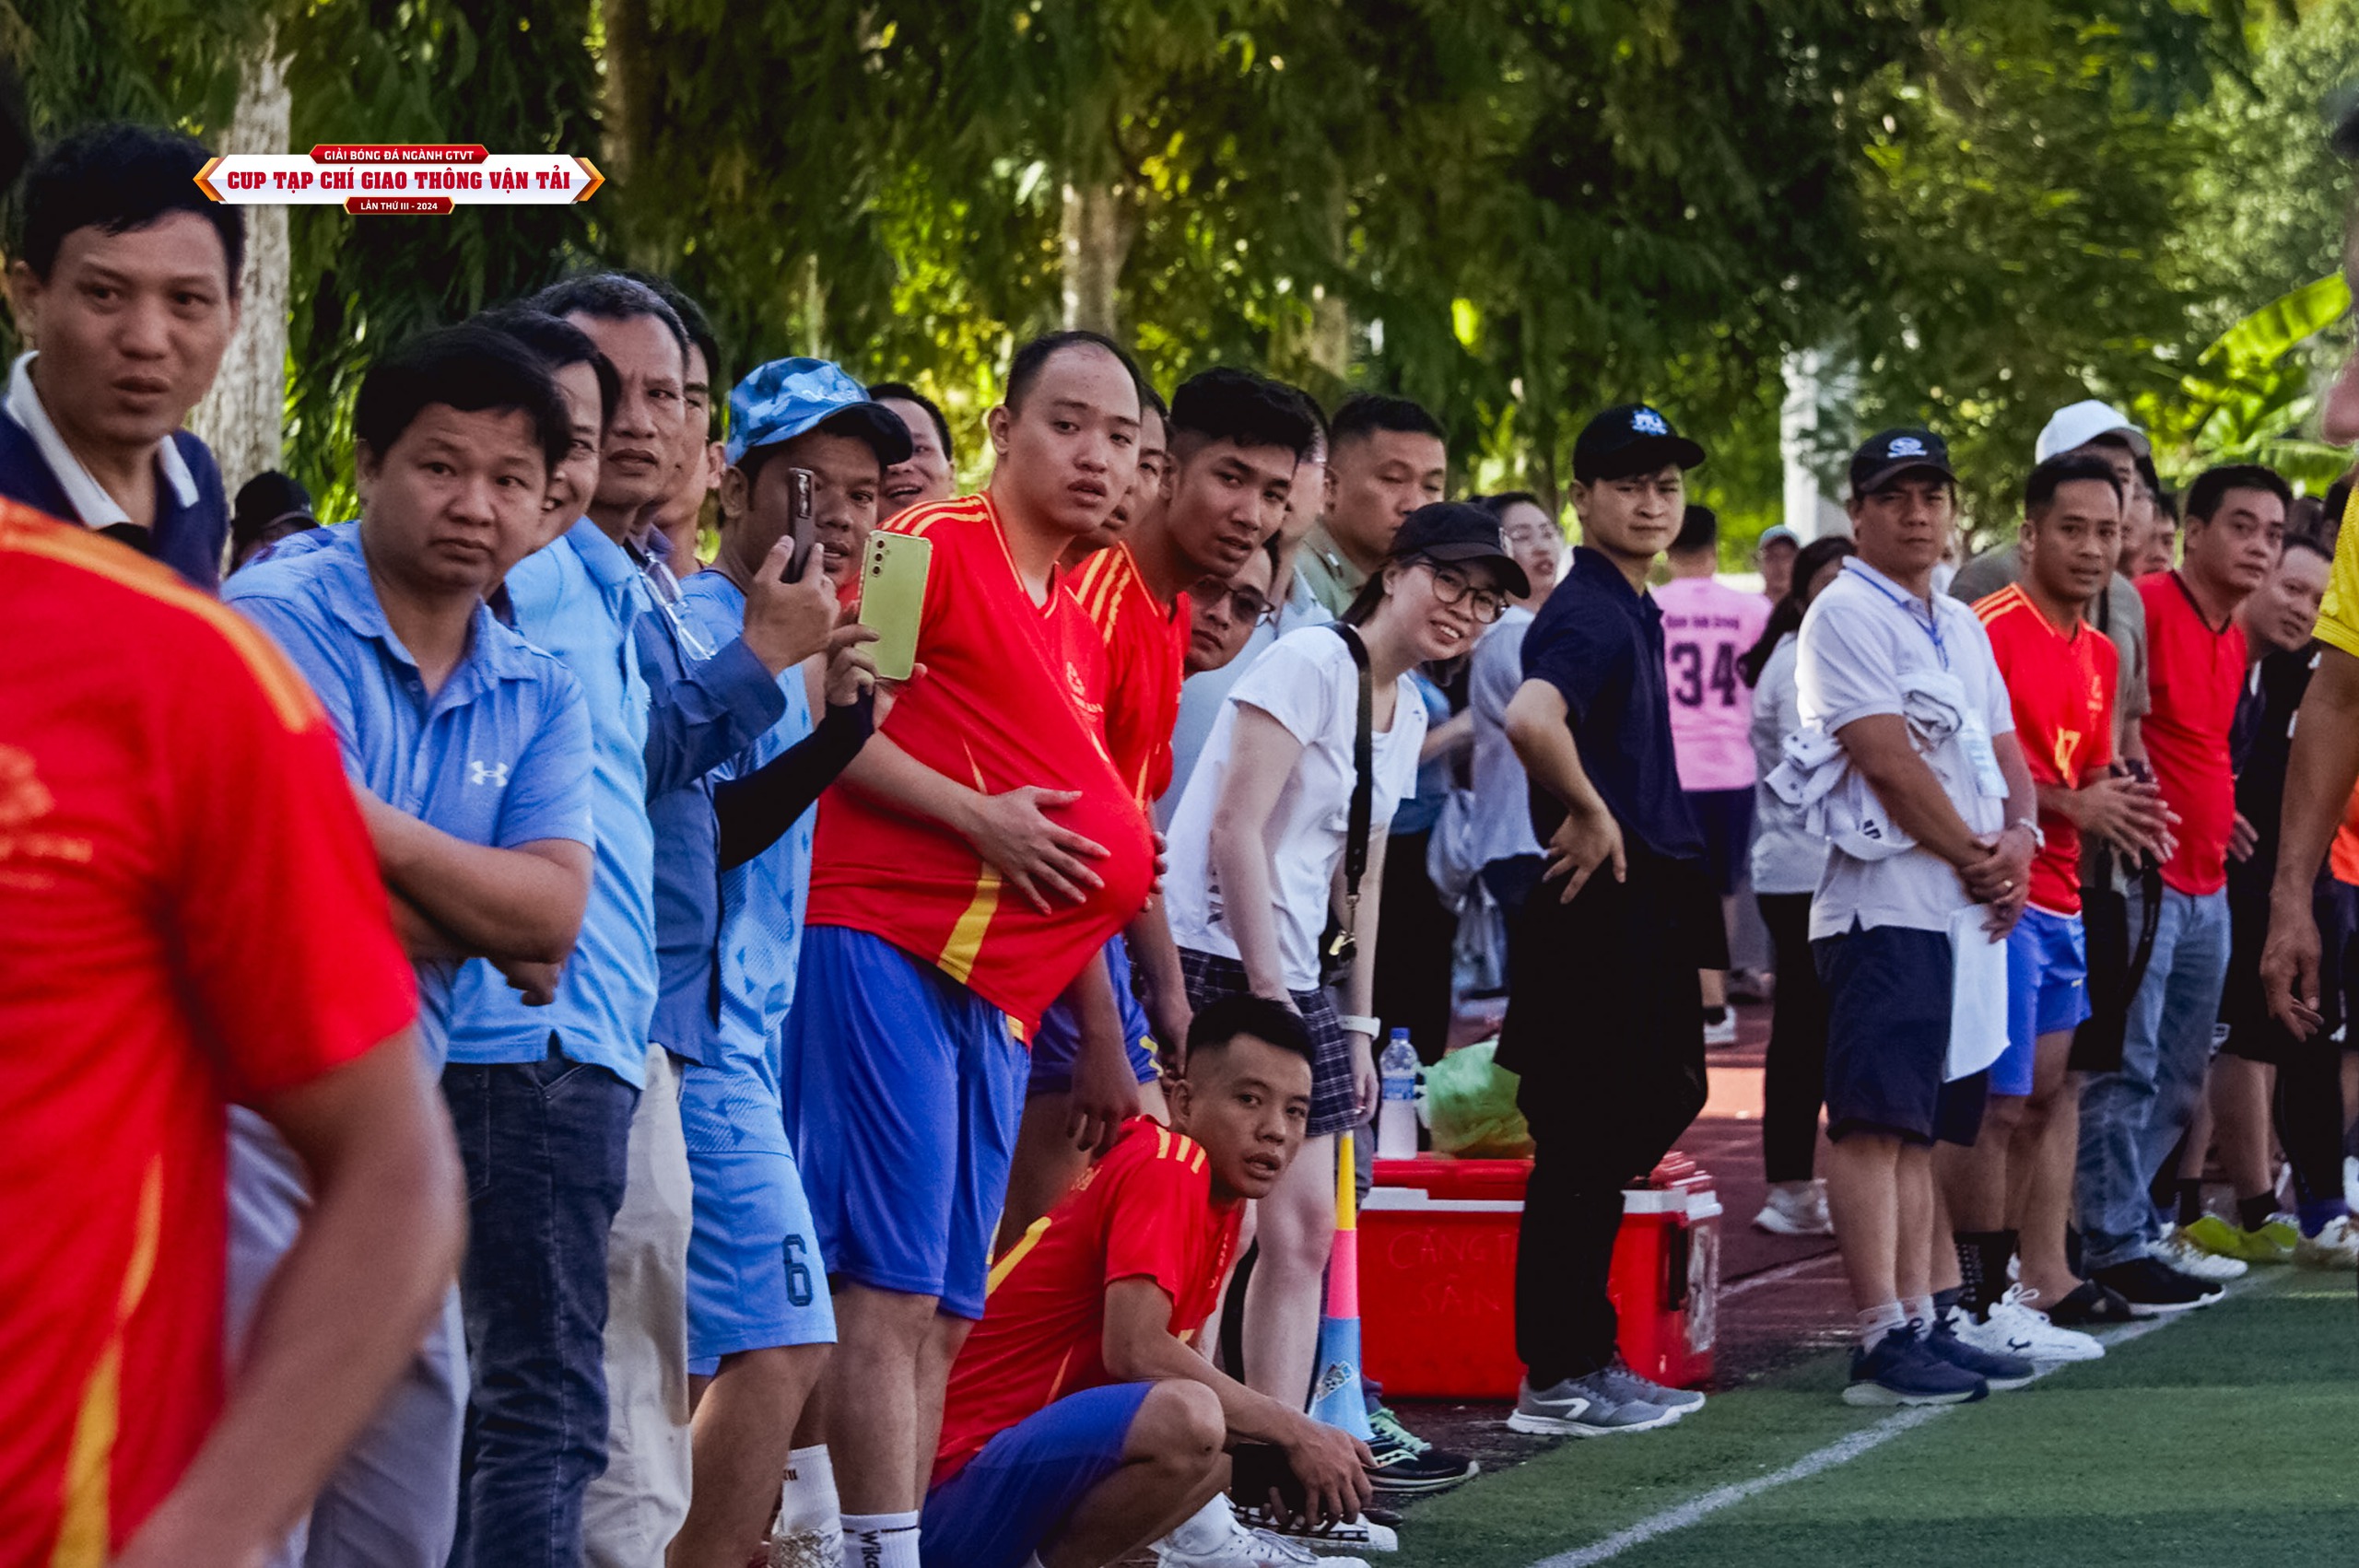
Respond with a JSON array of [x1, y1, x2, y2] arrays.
[[1814, 921, 1973, 1146], [1684, 788, 1755, 898], [2220, 878, 2359, 1064]]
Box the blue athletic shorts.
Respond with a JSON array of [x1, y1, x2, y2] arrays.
[[784, 925, 1028, 1319], [1999, 907, 2090, 1098], [921, 1382, 1154, 1568], [683, 1142, 835, 1373], [1029, 933, 1159, 1096], [1815, 921, 1954, 1145]]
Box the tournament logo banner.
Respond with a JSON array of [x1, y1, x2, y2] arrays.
[[195, 144, 604, 216]]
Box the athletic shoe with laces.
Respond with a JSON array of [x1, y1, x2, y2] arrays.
[[1702, 1012, 1740, 1047], [1754, 1180, 1835, 1237], [1363, 1405, 1477, 1493], [2181, 1212, 2296, 1265], [1593, 1358, 1707, 1414], [1231, 1507, 1396, 1555], [1950, 1285, 2103, 1363], [1507, 1368, 1682, 1436], [1153, 1503, 1371, 1568], [2091, 1255, 2222, 1316], [2156, 1226, 2251, 1281], [2294, 1213, 2359, 1269], [2041, 1278, 2139, 1328], [1924, 1310, 2035, 1390], [1842, 1324, 1988, 1407]]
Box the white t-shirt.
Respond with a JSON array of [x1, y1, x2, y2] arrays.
[[1748, 634, 1825, 896], [1797, 558, 2014, 939], [1467, 606, 1543, 870], [1165, 625, 1427, 992]]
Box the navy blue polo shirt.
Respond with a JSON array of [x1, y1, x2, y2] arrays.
[[0, 409, 229, 592], [225, 526, 595, 1069], [1520, 545, 1703, 861]]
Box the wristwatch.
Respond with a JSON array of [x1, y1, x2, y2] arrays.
[[2008, 815, 2046, 850], [1338, 1014, 1382, 1038]]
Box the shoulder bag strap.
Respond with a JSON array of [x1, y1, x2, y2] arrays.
[[1332, 623, 1375, 907]]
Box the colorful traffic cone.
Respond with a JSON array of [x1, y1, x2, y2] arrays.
[[1309, 1129, 1376, 1440]]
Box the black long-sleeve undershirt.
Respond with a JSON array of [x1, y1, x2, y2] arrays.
[[713, 692, 874, 870]]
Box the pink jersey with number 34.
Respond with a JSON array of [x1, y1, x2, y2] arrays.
[[1655, 576, 1770, 792]]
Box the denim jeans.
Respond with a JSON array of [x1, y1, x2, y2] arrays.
[[442, 1045, 638, 1568], [2075, 883, 2230, 1270]]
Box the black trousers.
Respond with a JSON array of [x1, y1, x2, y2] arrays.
[[1373, 827, 1458, 1064], [1503, 848, 1715, 1384], [1756, 892, 1829, 1185]]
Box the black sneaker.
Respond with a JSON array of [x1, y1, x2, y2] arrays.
[[2043, 1279, 2139, 1328], [2090, 1256, 2222, 1316], [1365, 1405, 1477, 1493]]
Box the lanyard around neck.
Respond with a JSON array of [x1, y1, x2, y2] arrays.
[[1849, 564, 1949, 670]]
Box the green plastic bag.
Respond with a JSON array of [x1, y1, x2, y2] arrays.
[[1418, 1038, 1533, 1159]]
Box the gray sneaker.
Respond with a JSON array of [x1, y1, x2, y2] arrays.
[[1594, 1359, 1706, 1415], [1506, 1369, 1682, 1436]]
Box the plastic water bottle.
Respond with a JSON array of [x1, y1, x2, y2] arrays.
[[1377, 1028, 1420, 1159]]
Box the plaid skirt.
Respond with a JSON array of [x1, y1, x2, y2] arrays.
[[1177, 946, 1364, 1139]]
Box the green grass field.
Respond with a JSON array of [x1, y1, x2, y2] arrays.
[[1393, 1273, 2359, 1568]]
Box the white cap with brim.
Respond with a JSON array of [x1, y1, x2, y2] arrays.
[[2036, 399, 2150, 463]]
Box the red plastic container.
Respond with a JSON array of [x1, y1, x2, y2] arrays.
[[1360, 1153, 1720, 1398]]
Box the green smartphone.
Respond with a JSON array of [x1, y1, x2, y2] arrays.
[[856, 530, 931, 683]]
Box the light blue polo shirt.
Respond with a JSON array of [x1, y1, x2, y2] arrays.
[[224, 526, 594, 1071], [676, 572, 816, 1152], [445, 515, 661, 1086]]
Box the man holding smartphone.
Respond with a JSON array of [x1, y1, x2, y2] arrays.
[[924, 998, 1373, 1568]]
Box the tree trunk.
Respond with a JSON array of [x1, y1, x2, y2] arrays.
[[598, 0, 657, 264], [1060, 180, 1132, 336], [189, 28, 290, 497]]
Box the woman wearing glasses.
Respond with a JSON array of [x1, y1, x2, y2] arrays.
[[1162, 502, 1524, 1488]]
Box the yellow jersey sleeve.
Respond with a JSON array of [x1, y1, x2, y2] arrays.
[[2318, 490, 2359, 659]]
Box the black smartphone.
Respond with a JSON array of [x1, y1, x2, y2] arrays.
[[783, 467, 816, 579], [1228, 1443, 1311, 1520]]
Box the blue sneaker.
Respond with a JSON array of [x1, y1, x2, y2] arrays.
[[1926, 1310, 2036, 1391], [1842, 1325, 1988, 1407]]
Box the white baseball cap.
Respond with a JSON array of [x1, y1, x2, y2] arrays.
[[2036, 399, 2151, 462]]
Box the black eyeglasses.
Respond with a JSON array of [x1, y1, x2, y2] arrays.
[[1210, 587, 1278, 626], [1423, 563, 1508, 624]]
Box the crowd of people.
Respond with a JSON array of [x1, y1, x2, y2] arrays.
[[8, 108, 2359, 1568]]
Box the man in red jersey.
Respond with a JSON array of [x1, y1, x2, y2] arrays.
[[1955, 455, 2174, 1360], [0, 505, 464, 1565], [1003, 369, 1319, 1247], [785, 330, 1158, 1568], [924, 996, 1372, 1568], [2080, 462, 2289, 1315]]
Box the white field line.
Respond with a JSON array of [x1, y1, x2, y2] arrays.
[[1525, 1313, 2176, 1568], [1720, 1252, 1841, 1300]]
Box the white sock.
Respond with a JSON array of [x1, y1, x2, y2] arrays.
[[1857, 1301, 1907, 1351], [1905, 1294, 1937, 1331], [840, 1511, 920, 1568], [780, 1445, 841, 1534], [1165, 1493, 1236, 1553]]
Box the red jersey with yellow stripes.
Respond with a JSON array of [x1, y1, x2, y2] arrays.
[[806, 494, 1156, 1032], [933, 1116, 1241, 1485], [1069, 544, 1191, 805], [0, 507, 416, 1562], [1975, 583, 2118, 916]]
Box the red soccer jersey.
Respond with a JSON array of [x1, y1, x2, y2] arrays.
[[0, 508, 417, 1562], [1070, 544, 1191, 805], [1974, 585, 2118, 916], [2138, 571, 2247, 896], [933, 1117, 1242, 1486], [806, 494, 1157, 1032]]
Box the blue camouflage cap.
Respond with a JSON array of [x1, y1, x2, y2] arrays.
[[725, 356, 914, 468]]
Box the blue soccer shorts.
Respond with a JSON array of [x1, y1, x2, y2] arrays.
[[1999, 906, 2090, 1098], [1028, 932, 1159, 1096], [784, 925, 1028, 1320], [921, 1382, 1154, 1568]]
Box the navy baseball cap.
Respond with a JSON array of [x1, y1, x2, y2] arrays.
[[726, 357, 913, 468], [1391, 501, 1531, 599], [1848, 428, 1955, 497], [1573, 403, 1706, 484]]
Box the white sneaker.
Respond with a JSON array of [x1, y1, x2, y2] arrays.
[[1234, 1506, 1397, 1554], [2344, 1156, 2359, 1212], [1702, 1012, 1740, 1047], [1952, 1285, 2103, 1363], [1753, 1180, 1834, 1237], [2295, 1213, 2359, 1269], [2157, 1228, 2249, 1281], [1153, 1508, 1371, 1568]]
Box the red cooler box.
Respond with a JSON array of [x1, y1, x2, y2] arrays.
[[1361, 1154, 1720, 1398]]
